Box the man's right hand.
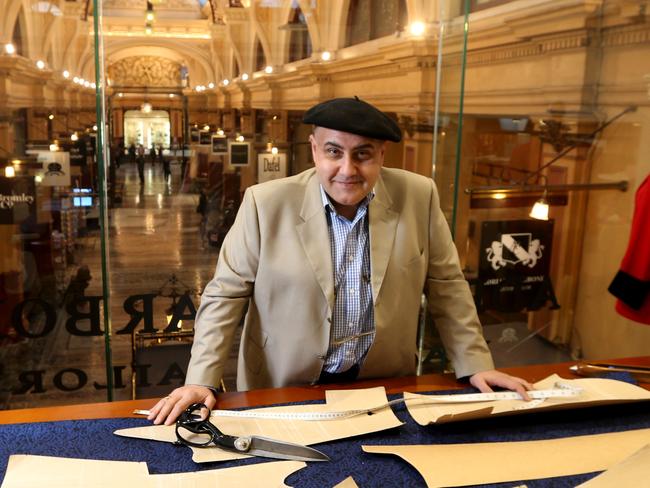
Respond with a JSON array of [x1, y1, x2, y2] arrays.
[[147, 385, 217, 425]]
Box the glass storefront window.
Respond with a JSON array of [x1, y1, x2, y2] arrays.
[[0, 0, 648, 410]]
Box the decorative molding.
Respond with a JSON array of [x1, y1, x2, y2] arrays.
[[107, 56, 182, 87], [602, 23, 650, 47]]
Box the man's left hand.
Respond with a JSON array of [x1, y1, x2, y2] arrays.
[[469, 370, 534, 401]]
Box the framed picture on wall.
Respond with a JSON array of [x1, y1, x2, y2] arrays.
[[199, 131, 211, 146], [211, 135, 228, 155], [229, 141, 251, 167]]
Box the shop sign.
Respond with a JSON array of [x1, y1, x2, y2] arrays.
[[477, 220, 558, 312], [199, 131, 211, 145], [0, 176, 36, 224], [211, 135, 227, 155], [60, 139, 87, 166], [257, 152, 287, 183], [229, 141, 251, 166], [38, 151, 71, 187]]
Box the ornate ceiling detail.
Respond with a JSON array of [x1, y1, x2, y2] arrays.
[[108, 56, 182, 87]]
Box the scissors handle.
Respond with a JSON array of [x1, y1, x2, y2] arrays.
[[176, 403, 250, 452]]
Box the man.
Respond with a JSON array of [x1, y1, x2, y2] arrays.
[[149, 97, 532, 425]]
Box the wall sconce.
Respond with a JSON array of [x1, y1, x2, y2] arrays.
[[4, 43, 15, 55], [4, 166, 15, 178], [408, 21, 426, 37], [529, 191, 549, 220], [465, 181, 628, 215]]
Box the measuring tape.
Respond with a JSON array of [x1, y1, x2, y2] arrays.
[[134, 383, 582, 422]]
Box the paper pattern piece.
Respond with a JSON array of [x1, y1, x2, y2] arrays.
[[115, 387, 403, 463], [1, 455, 149, 488], [363, 428, 650, 488], [332, 476, 360, 488], [405, 375, 650, 425], [577, 443, 650, 487], [1, 454, 305, 488]]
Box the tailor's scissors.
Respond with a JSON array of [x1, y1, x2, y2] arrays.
[[174, 402, 330, 462]]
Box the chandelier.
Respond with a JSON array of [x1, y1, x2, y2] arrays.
[[140, 102, 152, 113]]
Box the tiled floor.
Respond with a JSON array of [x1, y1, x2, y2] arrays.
[[0, 162, 570, 410]]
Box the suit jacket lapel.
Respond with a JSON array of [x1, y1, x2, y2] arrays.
[[369, 173, 398, 303], [296, 173, 335, 311]]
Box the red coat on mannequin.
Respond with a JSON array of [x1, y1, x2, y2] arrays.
[[608, 174, 650, 325]]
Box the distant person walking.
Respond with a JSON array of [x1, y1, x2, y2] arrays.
[[136, 144, 145, 184], [160, 146, 171, 182]]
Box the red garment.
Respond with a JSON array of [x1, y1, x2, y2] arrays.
[[608, 174, 650, 325]]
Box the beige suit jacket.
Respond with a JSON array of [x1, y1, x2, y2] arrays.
[[186, 167, 494, 391]]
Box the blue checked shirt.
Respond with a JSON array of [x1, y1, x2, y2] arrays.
[[320, 186, 375, 373]]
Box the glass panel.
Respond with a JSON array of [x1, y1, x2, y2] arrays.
[[1, 0, 648, 411], [0, 1, 106, 408], [453, 0, 650, 368]]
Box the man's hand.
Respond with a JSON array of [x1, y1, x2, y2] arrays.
[[147, 385, 217, 425], [469, 370, 534, 401]]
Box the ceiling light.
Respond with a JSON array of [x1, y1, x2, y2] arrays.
[[492, 192, 506, 200], [320, 51, 332, 61], [145, 26, 153, 35], [146, 12, 155, 22], [264, 66, 273, 74], [223, 79, 230, 86], [62, 70, 70, 78], [118, 92, 123, 97], [4, 166, 15, 178], [169, 93, 175, 98], [48, 114, 54, 120], [71, 132, 79, 142], [241, 73, 249, 81], [36, 60, 46, 70], [4, 43, 15, 55], [141, 102, 152, 113], [92, 125, 98, 131], [208, 82, 214, 89]]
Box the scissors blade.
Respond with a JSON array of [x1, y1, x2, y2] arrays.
[[245, 436, 329, 462]]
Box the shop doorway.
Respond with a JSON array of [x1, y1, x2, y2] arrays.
[[123, 110, 171, 149]]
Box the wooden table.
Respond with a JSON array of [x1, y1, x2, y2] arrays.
[[2, 357, 648, 424]]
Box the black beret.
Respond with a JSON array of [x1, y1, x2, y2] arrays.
[[303, 97, 402, 142]]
